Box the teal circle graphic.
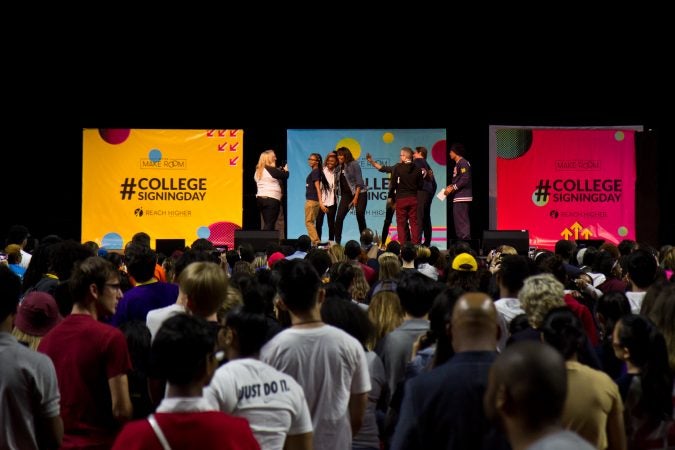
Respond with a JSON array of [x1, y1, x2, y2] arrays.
[[101, 232, 124, 250], [496, 129, 533, 159], [532, 189, 549, 207], [149, 149, 162, 162], [197, 226, 211, 239], [614, 131, 625, 141], [618, 226, 628, 236]]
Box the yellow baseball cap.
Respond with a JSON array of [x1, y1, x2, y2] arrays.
[[451, 253, 478, 272]]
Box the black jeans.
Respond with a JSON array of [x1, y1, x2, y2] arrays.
[[257, 197, 281, 231], [381, 203, 395, 244], [334, 192, 367, 244], [315, 204, 337, 241], [416, 190, 433, 246]]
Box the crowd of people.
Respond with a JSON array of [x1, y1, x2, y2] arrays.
[[1, 222, 674, 449]]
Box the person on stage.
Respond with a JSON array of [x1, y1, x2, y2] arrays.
[[334, 147, 368, 244], [443, 143, 472, 240], [316, 151, 338, 242], [366, 153, 397, 247], [254, 150, 288, 231], [413, 147, 437, 246], [304, 153, 330, 246], [388, 147, 423, 245]]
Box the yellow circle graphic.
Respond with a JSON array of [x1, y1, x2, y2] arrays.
[[335, 137, 362, 159], [382, 132, 394, 144]]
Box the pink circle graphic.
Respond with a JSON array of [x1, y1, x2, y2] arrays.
[[208, 221, 242, 250], [431, 139, 447, 165], [99, 129, 131, 145]]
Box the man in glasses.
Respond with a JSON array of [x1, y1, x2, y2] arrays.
[[39, 256, 133, 449]]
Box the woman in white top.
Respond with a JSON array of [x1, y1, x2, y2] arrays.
[[315, 152, 338, 242], [254, 150, 289, 231]]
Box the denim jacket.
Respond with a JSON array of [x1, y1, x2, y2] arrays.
[[336, 160, 368, 197]]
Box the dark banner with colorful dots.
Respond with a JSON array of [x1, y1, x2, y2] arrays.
[[82, 129, 243, 250], [489, 126, 641, 250], [287, 129, 447, 248]]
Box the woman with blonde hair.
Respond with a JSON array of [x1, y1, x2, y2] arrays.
[[368, 252, 401, 302], [349, 262, 370, 306], [11, 291, 62, 350], [519, 273, 566, 329], [367, 290, 404, 351], [254, 149, 289, 231], [327, 243, 347, 264]]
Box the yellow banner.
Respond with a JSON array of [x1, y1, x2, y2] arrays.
[[82, 129, 243, 250]]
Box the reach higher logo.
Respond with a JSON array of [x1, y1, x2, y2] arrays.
[[119, 177, 207, 201], [534, 178, 623, 203]]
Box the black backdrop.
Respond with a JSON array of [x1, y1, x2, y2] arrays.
[[4, 79, 674, 249]]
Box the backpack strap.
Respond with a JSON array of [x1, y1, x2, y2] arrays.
[[147, 414, 171, 450]]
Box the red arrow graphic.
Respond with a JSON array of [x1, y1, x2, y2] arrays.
[[206, 129, 215, 137], [218, 143, 226, 152], [230, 142, 239, 151], [229, 156, 239, 166], [229, 130, 238, 137], [218, 130, 226, 137]]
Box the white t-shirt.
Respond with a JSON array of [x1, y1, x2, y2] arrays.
[[146, 304, 185, 341], [494, 297, 525, 325], [494, 297, 525, 351], [255, 168, 283, 201], [626, 291, 646, 314], [321, 166, 336, 207], [260, 324, 371, 450], [19, 249, 32, 269], [204, 358, 312, 450]]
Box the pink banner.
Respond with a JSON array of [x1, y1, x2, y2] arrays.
[[496, 129, 636, 250]]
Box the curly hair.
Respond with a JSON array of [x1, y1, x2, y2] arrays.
[[518, 273, 565, 328]]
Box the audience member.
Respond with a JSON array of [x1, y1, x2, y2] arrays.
[[38, 256, 133, 449], [112, 314, 260, 450], [541, 307, 626, 450], [6, 224, 33, 269], [205, 290, 312, 450], [1, 264, 62, 450], [484, 341, 595, 450], [11, 291, 62, 350], [321, 296, 384, 450], [392, 293, 508, 450], [112, 242, 178, 327], [377, 271, 438, 397], [260, 259, 370, 450], [612, 314, 673, 447]]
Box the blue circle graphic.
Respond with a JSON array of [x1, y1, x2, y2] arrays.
[[149, 149, 162, 162], [101, 232, 124, 250], [197, 226, 211, 239]]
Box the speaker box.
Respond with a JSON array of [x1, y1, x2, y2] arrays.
[[448, 239, 481, 254], [155, 238, 186, 257], [576, 239, 605, 249], [482, 230, 530, 255], [234, 230, 280, 253], [281, 239, 298, 249]]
